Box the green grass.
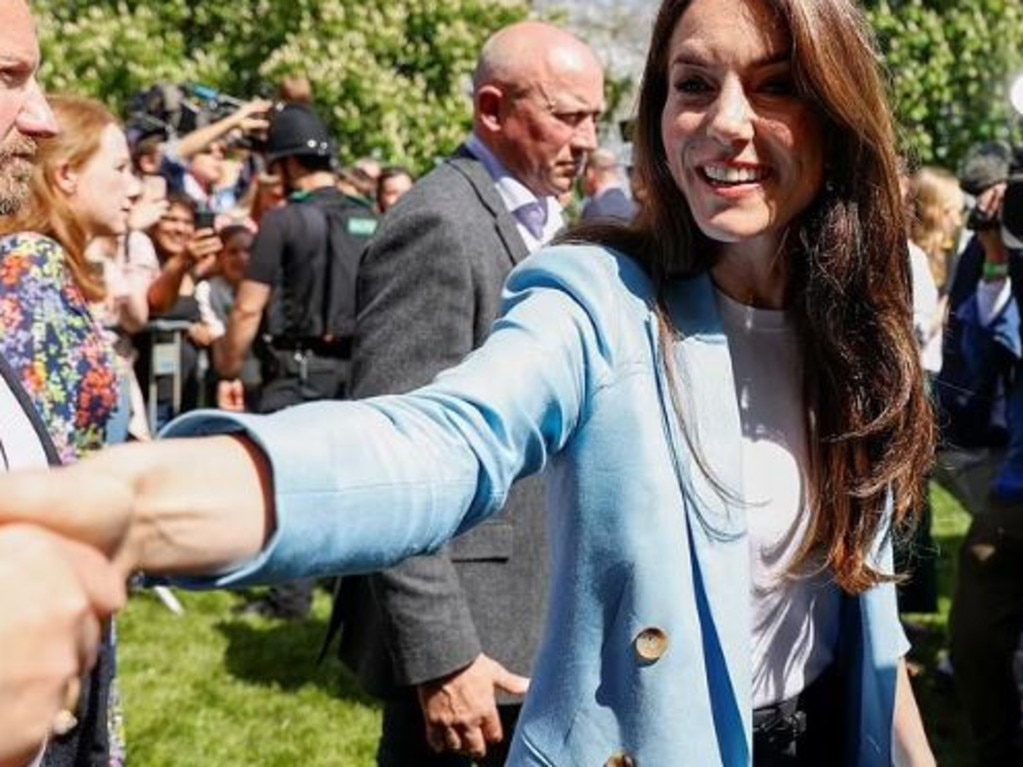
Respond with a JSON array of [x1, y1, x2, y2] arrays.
[[905, 482, 974, 767], [118, 588, 381, 766], [119, 484, 978, 765]]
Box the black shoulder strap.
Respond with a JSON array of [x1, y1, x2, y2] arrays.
[[0, 351, 61, 467], [306, 196, 365, 339]]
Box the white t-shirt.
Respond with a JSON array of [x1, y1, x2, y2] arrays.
[[714, 289, 842, 709], [908, 240, 944, 374]]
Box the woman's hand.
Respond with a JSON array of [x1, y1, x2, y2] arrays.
[[186, 228, 222, 278], [187, 322, 218, 347], [127, 196, 169, 234], [231, 98, 273, 136]]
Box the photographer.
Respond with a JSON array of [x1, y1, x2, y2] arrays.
[[159, 97, 272, 214], [943, 141, 1023, 766]]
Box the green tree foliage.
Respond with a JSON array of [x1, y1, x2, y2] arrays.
[[33, 0, 530, 173], [866, 0, 1023, 169]]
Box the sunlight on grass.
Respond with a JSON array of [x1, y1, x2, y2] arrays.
[[119, 588, 380, 766], [906, 481, 974, 766]]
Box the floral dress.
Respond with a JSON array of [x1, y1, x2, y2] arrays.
[[0, 231, 126, 766], [0, 232, 119, 461]]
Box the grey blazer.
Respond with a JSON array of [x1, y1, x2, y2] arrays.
[[335, 146, 550, 702]]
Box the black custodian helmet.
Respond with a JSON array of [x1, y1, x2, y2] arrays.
[[265, 103, 337, 165]]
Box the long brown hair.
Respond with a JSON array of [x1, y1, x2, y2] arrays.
[[0, 95, 119, 302], [569, 0, 933, 594]]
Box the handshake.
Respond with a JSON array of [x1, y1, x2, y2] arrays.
[[0, 428, 271, 767], [0, 524, 125, 767]]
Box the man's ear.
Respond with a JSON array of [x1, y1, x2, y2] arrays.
[[54, 163, 78, 197], [475, 85, 504, 135]]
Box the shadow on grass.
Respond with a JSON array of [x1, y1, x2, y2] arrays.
[[214, 612, 377, 706], [907, 544, 972, 764], [903, 480, 975, 767]]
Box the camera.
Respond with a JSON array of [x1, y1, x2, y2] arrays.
[[124, 82, 250, 145], [1003, 158, 1023, 248], [961, 75, 1023, 247]]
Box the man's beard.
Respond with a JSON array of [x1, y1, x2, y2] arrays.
[[0, 134, 38, 215]]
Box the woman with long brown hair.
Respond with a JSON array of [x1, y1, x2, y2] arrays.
[[0, 94, 138, 767], [0, 0, 934, 764]]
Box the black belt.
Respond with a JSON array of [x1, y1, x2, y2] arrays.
[[753, 696, 807, 742], [752, 664, 839, 760], [268, 336, 352, 358]]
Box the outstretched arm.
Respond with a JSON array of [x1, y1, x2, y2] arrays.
[[0, 246, 608, 590], [0, 434, 274, 579]]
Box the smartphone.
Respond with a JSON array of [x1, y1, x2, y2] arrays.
[[141, 174, 167, 202], [194, 210, 217, 231]]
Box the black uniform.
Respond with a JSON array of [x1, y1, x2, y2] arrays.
[[243, 185, 377, 619], [247, 185, 378, 414]]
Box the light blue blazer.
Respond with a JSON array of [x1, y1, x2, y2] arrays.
[[168, 245, 905, 766]]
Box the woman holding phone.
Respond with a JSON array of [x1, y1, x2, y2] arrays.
[[135, 192, 222, 425]]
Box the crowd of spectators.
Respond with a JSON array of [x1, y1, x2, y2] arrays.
[[61, 72, 640, 437]]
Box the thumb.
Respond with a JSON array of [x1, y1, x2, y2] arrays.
[[489, 659, 530, 697], [56, 534, 127, 615]]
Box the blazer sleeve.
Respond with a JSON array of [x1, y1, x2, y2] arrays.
[[161, 246, 622, 588], [350, 201, 505, 685]]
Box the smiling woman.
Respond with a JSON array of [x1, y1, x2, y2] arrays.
[[0, 95, 138, 459]]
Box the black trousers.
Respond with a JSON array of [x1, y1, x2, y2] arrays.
[[950, 503, 1023, 766], [376, 691, 519, 767], [258, 349, 349, 618]]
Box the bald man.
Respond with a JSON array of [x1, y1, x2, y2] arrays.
[[327, 21, 604, 766], [0, 3, 125, 766]]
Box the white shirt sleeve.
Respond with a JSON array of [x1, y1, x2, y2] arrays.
[[194, 279, 225, 340]]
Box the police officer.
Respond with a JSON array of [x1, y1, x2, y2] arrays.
[[215, 103, 378, 619]]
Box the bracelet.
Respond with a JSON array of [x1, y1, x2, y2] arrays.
[[983, 261, 1009, 280]]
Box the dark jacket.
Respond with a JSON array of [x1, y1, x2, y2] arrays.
[[334, 146, 549, 700]]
